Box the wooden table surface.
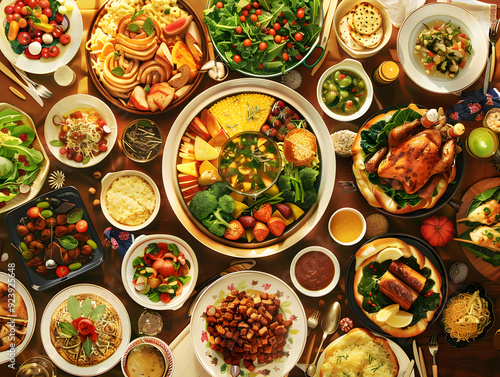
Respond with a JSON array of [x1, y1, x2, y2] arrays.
[[1, 0, 500, 376]]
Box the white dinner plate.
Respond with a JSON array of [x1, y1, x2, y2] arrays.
[[313, 331, 414, 377], [121, 234, 199, 310], [0, 272, 36, 364], [0, 0, 83, 74], [190, 271, 307, 377], [44, 94, 117, 168], [40, 283, 131, 376], [397, 3, 488, 94]]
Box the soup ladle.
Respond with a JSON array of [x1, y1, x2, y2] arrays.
[[306, 301, 341, 377]]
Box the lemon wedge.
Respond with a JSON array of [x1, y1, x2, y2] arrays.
[[467, 291, 482, 315], [385, 310, 413, 328], [376, 304, 400, 323], [457, 315, 480, 324], [376, 247, 404, 263]]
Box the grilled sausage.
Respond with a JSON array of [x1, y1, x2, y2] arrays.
[[378, 270, 418, 310], [388, 260, 427, 293]]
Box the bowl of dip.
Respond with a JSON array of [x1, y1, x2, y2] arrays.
[[122, 336, 174, 377], [329, 208, 366, 246], [290, 246, 340, 297]]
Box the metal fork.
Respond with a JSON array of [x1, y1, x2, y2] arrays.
[[428, 334, 439, 377], [12, 66, 53, 99], [307, 309, 320, 336], [489, 19, 499, 82]]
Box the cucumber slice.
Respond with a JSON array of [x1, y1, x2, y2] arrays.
[[323, 90, 338, 105], [338, 75, 353, 89]]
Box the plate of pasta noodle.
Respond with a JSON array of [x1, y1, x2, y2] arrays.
[[85, 0, 207, 114], [439, 283, 494, 347]]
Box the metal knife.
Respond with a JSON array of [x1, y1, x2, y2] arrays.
[[413, 340, 423, 377], [0, 61, 43, 106], [403, 359, 415, 377], [186, 259, 256, 317]]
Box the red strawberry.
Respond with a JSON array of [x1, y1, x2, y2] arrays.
[[253, 203, 272, 223]]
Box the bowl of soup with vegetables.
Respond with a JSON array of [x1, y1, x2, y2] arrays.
[[122, 337, 174, 377], [218, 132, 282, 198], [317, 59, 373, 121]]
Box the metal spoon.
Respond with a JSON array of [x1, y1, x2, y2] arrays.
[[306, 302, 341, 377]]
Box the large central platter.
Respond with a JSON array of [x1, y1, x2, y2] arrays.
[[162, 79, 335, 257]]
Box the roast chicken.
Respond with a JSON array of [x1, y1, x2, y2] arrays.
[[365, 112, 458, 199]]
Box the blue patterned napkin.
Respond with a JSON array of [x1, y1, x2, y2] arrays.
[[447, 88, 500, 122], [103, 227, 135, 257]]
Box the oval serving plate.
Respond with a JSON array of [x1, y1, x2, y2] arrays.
[[439, 283, 495, 348], [40, 283, 131, 376], [162, 78, 335, 258], [0, 272, 36, 364], [190, 270, 307, 377], [397, 3, 488, 94], [44, 94, 117, 168], [0, 0, 82, 74], [345, 233, 449, 338], [352, 104, 464, 219], [85, 0, 207, 115], [0, 102, 49, 214]]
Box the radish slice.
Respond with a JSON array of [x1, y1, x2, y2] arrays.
[[206, 305, 216, 316], [61, 15, 70, 31], [102, 125, 111, 134], [163, 15, 192, 36]]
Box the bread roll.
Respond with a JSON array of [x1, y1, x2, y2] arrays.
[[283, 128, 317, 166]]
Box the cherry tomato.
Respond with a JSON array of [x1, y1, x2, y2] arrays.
[[59, 146, 67, 155], [98, 144, 108, 152], [258, 62, 263, 68], [17, 31, 31, 45], [27, 206, 40, 218], [55, 12, 64, 23], [76, 219, 88, 233], [42, 7, 52, 17], [6, 14, 14, 23], [18, 18, 27, 28], [259, 41, 267, 50], [242, 9, 248, 16], [294, 32, 303, 42], [160, 293, 171, 303], [38, 0, 49, 8], [33, 36, 42, 44], [59, 33, 71, 45], [250, 14, 257, 22], [73, 111, 82, 118], [216, 1, 223, 8], [244, 4, 251, 10], [15, 0, 25, 7], [239, 15, 245, 22], [51, 24, 63, 38], [41, 47, 50, 58], [282, 19, 287, 24], [5, 5, 14, 14], [282, 52, 289, 61], [287, 42, 293, 48], [260, 124, 270, 133], [13, 5, 23, 14], [253, 2, 259, 8], [297, 8, 305, 18], [49, 45, 60, 57], [12, 12, 21, 22], [274, 35, 282, 43], [21, 6, 29, 15], [74, 153, 83, 162], [233, 54, 241, 63], [97, 119, 106, 127], [56, 265, 70, 278], [273, 22, 280, 31], [235, 25, 242, 34], [243, 38, 251, 47], [256, 9, 262, 15], [269, 29, 276, 36], [26, 0, 37, 8], [267, 128, 277, 138]]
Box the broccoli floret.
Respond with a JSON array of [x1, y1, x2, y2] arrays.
[[296, 189, 318, 211], [218, 195, 235, 213], [299, 167, 319, 190], [201, 208, 234, 237], [208, 181, 231, 200], [281, 190, 296, 203], [277, 175, 292, 193], [188, 190, 218, 221]]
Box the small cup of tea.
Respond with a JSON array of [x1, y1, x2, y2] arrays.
[[122, 337, 174, 377], [328, 208, 366, 246]]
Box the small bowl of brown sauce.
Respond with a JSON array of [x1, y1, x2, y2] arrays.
[[122, 336, 174, 377], [328, 208, 366, 246], [290, 246, 340, 297]]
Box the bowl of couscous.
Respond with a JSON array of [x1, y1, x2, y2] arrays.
[[100, 170, 161, 231]]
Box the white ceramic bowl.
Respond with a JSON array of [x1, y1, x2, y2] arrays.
[[121, 234, 198, 310], [100, 170, 161, 231], [333, 0, 392, 58], [317, 59, 373, 122], [121, 337, 174, 377], [328, 208, 366, 246], [290, 246, 340, 297]]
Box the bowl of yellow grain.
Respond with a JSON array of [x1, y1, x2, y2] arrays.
[[101, 170, 161, 231]]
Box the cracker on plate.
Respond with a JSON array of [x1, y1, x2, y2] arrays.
[[353, 2, 383, 35], [339, 15, 366, 51]]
